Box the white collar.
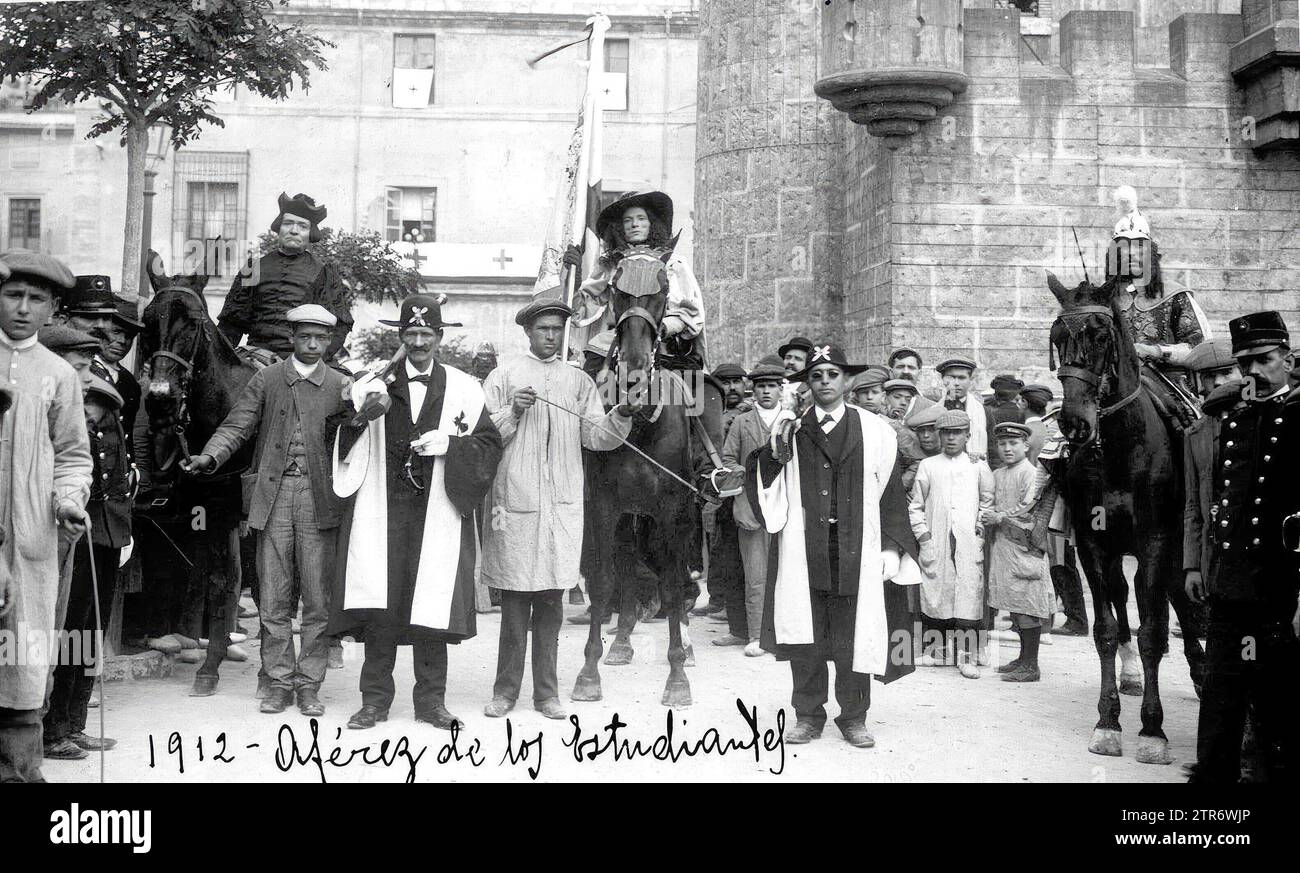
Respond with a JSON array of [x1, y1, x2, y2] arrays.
[[0, 328, 39, 350], [526, 349, 559, 364], [814, 400, 846, 421], [757, 404, 781, 426], [406, 358, 433, 380], [291, 355, 318, 377]]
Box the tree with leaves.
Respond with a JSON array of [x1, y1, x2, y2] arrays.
[[0, 0, 332, 296], [255, 228, 422, 307]]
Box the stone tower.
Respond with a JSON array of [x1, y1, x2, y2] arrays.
[[694, 0, 843, 364]]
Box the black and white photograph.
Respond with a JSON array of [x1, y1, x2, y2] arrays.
[[0, 0, 1295, 844]]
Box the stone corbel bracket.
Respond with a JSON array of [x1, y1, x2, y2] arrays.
[[814, 68, 970, 150]]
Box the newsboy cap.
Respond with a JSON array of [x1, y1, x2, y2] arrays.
[[1, 250, 75, 291], [935, 409, 971, 430], [286, 303, 338, 328], [935, 356, 978, 375], [38, 324, 102, 355], [515, 298, 573, 327], [993, 421, 1033, 440], [1186, 338, 1238, 373]]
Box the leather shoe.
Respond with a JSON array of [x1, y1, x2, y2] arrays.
[[189, 674, 219, 697], [297, 687, 325, 717], [483, 696, 515, 718], [784, 720, 822, 744], [347, 704, 388, 729], [711, 634, 747, 646], [995, 657, 1024, 674], [44, 739, 89, 760], [841, 723, 876, 748], [260, 687, 292, 714], [415, 704, 462, 731], [68, 731, 116, 751], [1001, 663, 1042, 683], [534, 698, 567, 720]]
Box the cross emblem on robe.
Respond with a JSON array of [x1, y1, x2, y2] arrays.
[[453, 411, 468, 433]]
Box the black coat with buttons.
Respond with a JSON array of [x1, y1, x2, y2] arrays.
[[85, 402, 134, 549], [1207, 386, 1300, 608]]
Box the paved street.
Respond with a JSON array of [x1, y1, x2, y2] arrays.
[[53, 593, 1197, 784]]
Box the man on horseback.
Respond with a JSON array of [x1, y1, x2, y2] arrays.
[[218, 192, 353, 364], [567, 191, 733, 499], [1107, 187, 1210, 430]]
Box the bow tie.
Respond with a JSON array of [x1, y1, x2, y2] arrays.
[[819, 413, 836, 427], [409, 373, 431, 385]]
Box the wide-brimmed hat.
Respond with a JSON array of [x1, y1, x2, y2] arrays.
[[777, 335, 815, 359], [1229, 311, 1289, 358], [596, 191, 674, 241], [112, 295, 144, 332], [747, 354, 785, 382], [270, 192, 327, 243], [788, 343, 869, 383], [379, 293, 463, 331], [65, 275, 119, 316]]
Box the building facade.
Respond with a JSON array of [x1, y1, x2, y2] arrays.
[[0, 0, 699, 357]]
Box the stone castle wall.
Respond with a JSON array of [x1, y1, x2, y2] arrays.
[[841, 5, 1300, 392]]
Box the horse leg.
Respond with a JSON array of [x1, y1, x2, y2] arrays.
[[191, 530, 233, 695], [573, 510, 614, 701], [661, 540, 692, 708], [605, 518, 642, 665], [604, 583, 638, 666], [1133, 544, 1173, 764], [1114, 562, 1143, 696], [1079, 542, 1123, 756]]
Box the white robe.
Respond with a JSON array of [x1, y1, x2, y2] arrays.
[[908, 452, 994, 622]]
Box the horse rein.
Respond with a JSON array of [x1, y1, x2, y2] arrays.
[[1050, 305, 1141, 420]]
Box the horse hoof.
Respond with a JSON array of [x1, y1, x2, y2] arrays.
[[1119, 678, 1144, 696], [661, 680, 692, 708], [1135, 735, 1172, 765], [571, 677, 602, 702], [604, 643, 634, 666], [1088, 728, 1123, 757], [683, 645, 696, 668]]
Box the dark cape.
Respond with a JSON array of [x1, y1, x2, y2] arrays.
[[326, 362, 502, 645], [748, 407, 916, 684]]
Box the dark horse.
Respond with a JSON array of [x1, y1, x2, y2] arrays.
[[572, 283, 714, 707], [138, 253, 257, 695], [1047, 271, 1206, 764]]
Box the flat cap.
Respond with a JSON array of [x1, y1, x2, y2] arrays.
[[936, 356, 978, 375], [906, 403, 943, 430], [85, 373, 124, 410], [1, 250, 75, 290], [993, 421, 1032, 439], [39, 324, 102, 355], [1186, 338, 1237, 373], [851, 365, 891, 391], [1019, 383, 1054, 403], [936, 409, 971, 430], [515, 298, 573, 326], [286, 303, 337, 328], [990, 374, 1024, 391], [747, 354, 785, 382], [712, 362, 747, 380], [883, 378, 918, 396]]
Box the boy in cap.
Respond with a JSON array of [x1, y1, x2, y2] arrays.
[[721, 355, 785, 656], [479, 299, 633, 720], [983, 422, 1053, 681], [908, 408, 994, 677], [906, 403, 943, 458], [848, 366, 890, 413], [0, 252, 92, 782], [984, 374, 1026, 470], [935, 357, 988, 460], [183, 304, 352, 711], [704, 361, 750, 642], [750, 344, 917, 748]]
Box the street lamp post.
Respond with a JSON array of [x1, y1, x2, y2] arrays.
[[139, 124, 171, 297]]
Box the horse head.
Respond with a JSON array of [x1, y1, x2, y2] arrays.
[[139, 253, 214, 455], [1047, 271, 1137, 445], [607, 250, 671, 409]]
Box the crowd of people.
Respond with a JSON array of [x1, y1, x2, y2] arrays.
[[0, 184, 1296, 783]]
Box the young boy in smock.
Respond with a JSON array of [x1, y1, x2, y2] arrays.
[[982, 422, 1053, 682], [908, 409, 994, 678]]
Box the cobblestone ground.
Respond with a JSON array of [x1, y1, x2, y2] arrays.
[[50, 588, 1198, 784]]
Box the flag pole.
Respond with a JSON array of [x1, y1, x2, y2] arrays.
[[560, 12, 610, 364]]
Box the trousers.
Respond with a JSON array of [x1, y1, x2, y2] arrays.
[[492, 589, 564, 702]]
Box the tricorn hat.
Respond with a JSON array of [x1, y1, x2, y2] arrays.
[[271, 192, 328, 243], [379, 293, 462, 331], [596, 191, 674, 242], [788, 343, 869, 383], [1229, 311, 1289, 358]]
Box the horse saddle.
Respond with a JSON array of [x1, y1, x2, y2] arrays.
[[235, 345, 281, 370], [611, 248, 670, 299]]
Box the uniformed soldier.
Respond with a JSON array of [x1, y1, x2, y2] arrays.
[[1186, 311, 1300, 783], [217, 192, 353, 362]]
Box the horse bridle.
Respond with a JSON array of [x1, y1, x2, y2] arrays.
[[1051, 305, 1143, 422], [148, 290, 208, 462]]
